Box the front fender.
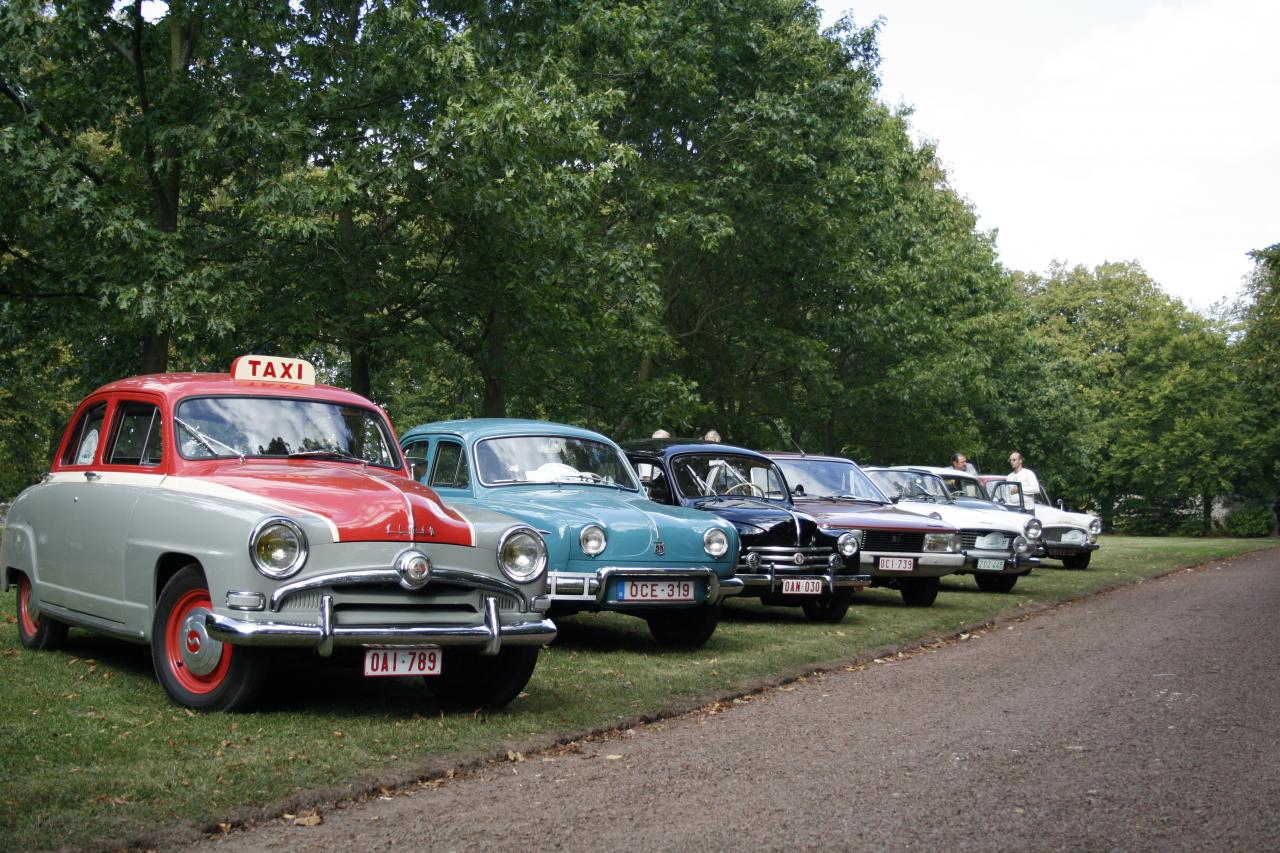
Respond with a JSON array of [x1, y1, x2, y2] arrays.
[[0, 521, 37, 590]]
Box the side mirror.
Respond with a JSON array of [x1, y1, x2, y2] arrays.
[[890, 495, 899, 504], [792, 484, 805, 496], [1057, 498, 1065, 510]]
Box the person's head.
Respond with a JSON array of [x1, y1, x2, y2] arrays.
[[951, 452, 968, 471], [651, 428, 671, 439], [1009, 451, 1024, 471], [704, 429, 722, 442]]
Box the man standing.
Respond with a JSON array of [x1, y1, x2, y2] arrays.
[[1007, 451, 1042, 507], [951, 452, 977, 475]]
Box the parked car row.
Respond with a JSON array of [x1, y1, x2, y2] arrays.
[[1, 356, 1101, 713]]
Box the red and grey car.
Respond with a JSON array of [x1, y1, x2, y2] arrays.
[[1, 356, 556, 711]]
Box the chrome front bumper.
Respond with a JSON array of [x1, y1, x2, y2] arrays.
[[205, 595, 556, 657], [960, 550, 1040, 572], [548, 567, 744, 606], [737, 568, 872, 595]]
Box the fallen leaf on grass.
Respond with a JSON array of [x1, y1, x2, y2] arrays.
[[506, 750, 525, 762], [4, 614, 14, 625], [293, 811, 324, 827], [605, 754, 626, 761]]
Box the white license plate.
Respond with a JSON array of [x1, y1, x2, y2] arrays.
[[976, 558, 1006, 572], [364, 648, 442, 677], [782, 578, 824, 595], [878, 556, 915, 572], [619, 580, 696, 601]]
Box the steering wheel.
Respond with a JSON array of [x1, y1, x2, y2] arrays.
[[724, 481, 765, 497]]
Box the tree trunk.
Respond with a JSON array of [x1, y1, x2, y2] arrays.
[[479, 305, 507, 417], [140, 327, 170, 374], [350, 343, 371, 399], [1201, 491, 1212, 536]]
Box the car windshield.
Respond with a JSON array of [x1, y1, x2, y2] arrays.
[[940, 474, 986, 498], [174, 396, 400, 468], [771, 458, 887, 502], [868, 470, 954, 504], [672, 453, 788, 500], [475, 435, 638, 489]]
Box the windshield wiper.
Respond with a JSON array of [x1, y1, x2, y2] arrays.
[[174, 417, 245, 462], [288, 449, 366, 464]]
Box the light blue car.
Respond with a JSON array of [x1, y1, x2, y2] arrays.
[[400, 420, 742, 647]]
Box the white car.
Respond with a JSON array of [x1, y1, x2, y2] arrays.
[[977, 474, 1102, 569], [864, 467, 1043, 593]]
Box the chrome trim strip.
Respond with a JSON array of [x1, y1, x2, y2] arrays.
[[269, 566, 534, 611], [36, 602, 146, 642], [205, 595, 557, 655]]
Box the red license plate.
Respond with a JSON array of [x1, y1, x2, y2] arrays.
[[620, 580, 696, 601], [363, 648, 442, 677], [878, 556, 915, 572]]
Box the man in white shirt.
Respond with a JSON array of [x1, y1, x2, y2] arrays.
[[1007, 451, 1041, 507]]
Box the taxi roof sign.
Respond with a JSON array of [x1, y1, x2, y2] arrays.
[[230, 355, 317, 385]]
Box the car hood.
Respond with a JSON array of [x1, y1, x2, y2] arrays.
[[794, 498, 957, 533], [189, 462, 475, 546], [1032, 504, 1096, 530], [892, 499, 1032, 534], [684, 496, 829, 547], [478, 486, 730, 561]]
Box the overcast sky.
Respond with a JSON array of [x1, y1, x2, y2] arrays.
[[816, 0, 1279, 311]]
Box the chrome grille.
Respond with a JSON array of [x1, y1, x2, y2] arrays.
[[960, 530, 1014, 550], [738, 545, 835, 572], [1041, 526, 1073, 543], [861, 530, 925, 553]]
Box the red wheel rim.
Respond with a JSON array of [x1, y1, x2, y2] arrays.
[[164, 588, 231, 694], [17, 575, 40, 637]]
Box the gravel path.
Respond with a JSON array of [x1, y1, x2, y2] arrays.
[[194, 548, 1280, 852]]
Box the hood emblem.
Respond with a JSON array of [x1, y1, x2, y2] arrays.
[[654, 540, 665, 556], [793, 551, 806, 566], [386, 523, 435, 538]]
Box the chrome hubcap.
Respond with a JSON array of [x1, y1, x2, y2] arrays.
[[179, 607, 223, 675]]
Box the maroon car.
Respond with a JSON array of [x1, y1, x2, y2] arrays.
[[766, 453, 964, 607]]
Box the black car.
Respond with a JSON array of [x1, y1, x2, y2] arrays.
[[621, 439, 869, 622]]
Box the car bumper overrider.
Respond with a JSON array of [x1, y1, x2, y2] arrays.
[[547, 567, 744, 605], [204, 565, 556, 657]]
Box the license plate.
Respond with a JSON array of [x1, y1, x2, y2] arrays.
[[1048, 549, 1072, 557], [878, 556, 915, 572], [782, 578, 824, 595], [618, 580, 696, 602], [364, 648, 442, 677], [976, 558, 1006, 572]]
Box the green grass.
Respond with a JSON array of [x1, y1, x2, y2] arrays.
[[0, 535, 1274, 849]]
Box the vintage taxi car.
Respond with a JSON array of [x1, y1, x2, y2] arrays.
[[2, 356, 556, 712], [622, 440, 869, 622], [766, 454, 966, 606], [865, 466, 1043, 592], [976, 474, 1102, 569], [399, 420, 742, 648]]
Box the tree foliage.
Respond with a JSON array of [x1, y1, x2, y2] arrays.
[[0, 0, 1272, 537]]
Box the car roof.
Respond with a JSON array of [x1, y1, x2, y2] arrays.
[[908, 465, 980, 481], [762, 451, 859, 465], [404, 418, 616, 444], [87, 373, 376, 408], [620, 438, 771, 461]]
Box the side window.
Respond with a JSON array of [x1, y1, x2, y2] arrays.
[[403, 440, 430, 482], [61, 402, 108, 466], [106, 402, 164, 466], [429, 441, 470, 489]]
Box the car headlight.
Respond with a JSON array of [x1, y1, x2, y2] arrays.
[[579, 524, 607, 558], [1024, 518, 1043, 541], [396, 549, 432, 589], [1089, 518, 1103, 535], [498, 527, 547, 583], [703, 527, 730, 558], [250, 518, 308, 579], [837, 531, 861, 557], [1013, 535, 1030, 555], [923, 532, 959, 553]]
